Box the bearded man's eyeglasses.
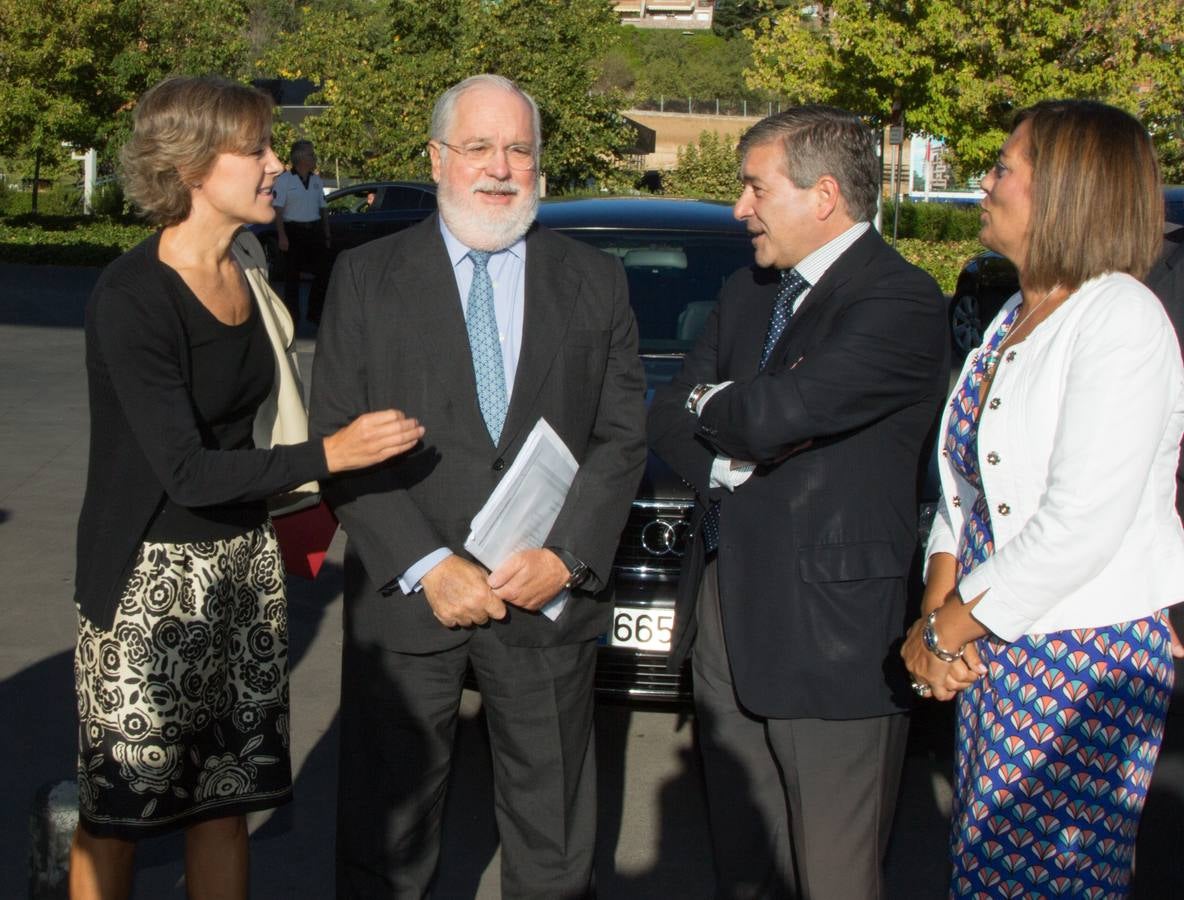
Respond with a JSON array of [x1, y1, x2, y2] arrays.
[[438, 141, 537, 171]]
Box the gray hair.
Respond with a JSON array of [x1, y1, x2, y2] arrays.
[[430, 74, 542, 153], [738, 105, 880, 223]]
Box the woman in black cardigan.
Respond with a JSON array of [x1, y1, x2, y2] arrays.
[[69, 77, 423, 899]]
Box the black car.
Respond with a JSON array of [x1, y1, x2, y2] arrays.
[[950, 185, 1184, 358], [536, 198, 758, 701], [254, 180, 437, 278]]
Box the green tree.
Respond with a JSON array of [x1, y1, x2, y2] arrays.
[[0, 0, 251, 210], [712, 0, 793, 39], [663, 131, 739, 200], [745, 0, 1184, 177], [613, 28, 768, 103], [263, 0, 632, 191]]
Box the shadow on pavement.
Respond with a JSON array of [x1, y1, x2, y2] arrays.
[[0, 649, 77, 891]]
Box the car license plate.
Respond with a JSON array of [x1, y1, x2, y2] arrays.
[[608, 607, 674, 652]]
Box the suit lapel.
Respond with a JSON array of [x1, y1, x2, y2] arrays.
[[498, 226, 577, 451], [763, 228, 883, 369], [396, 216, 489, 429]]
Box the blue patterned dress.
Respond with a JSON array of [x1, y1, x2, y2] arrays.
[[945, 311, 1174, 898]]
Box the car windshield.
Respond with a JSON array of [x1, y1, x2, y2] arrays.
[[558, 230, 755, 353]]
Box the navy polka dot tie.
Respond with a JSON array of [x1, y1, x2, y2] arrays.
[[703, 267, 809, 553], [466, 250, 508, 444], [760, 267, 809, 370]]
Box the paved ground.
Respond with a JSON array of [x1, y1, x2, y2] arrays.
[[1, 262, 1182, 898]]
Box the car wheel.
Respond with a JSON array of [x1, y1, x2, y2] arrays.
[[949, 293, 983, 359]]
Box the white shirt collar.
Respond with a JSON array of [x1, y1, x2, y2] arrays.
[[793, 221, 870, 287]]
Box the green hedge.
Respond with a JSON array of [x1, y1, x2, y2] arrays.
[[0, 185, 88, 217], [0, 215, 153, 266], [883, 200, 983, 242], [897, 238, 983, 295]]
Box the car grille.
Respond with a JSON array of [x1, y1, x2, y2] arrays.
[[595, 648, 692, 703], [611, 499, 695, 583]]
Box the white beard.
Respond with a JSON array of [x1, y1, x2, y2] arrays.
[[437, 176, 539, 251]]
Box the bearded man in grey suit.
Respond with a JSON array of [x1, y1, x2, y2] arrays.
[[309, 74, 646, 899]]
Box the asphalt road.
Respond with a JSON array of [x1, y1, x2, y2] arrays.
[[1, 262, 1180, 899]]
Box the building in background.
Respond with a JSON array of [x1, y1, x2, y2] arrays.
[[614, 0, 715, 30]]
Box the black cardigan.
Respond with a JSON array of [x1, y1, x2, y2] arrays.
[[75, 233, 329, 629]]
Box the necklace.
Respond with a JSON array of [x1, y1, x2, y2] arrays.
[[983, 282, 1062, 374]]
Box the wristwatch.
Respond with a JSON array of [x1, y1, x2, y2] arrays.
[[547, 546, 591, 591], [922, 609, 965, 663], [686, 383, 713, 415]]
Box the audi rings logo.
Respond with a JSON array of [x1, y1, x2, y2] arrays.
[[640, 519, 690, 557]]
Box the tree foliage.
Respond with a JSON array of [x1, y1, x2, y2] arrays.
[[745, 0, 1184, 177], [0, 0, 251, 164], [712, 0, 793, 39], [263, 0, 633, 191], [605, 28, 768, 102], [663, 131, 739, 200]]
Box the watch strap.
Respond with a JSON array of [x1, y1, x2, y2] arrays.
[[547, 546, 590, 590]]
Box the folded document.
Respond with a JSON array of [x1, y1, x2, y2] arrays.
[[465, 418, 578, 621]]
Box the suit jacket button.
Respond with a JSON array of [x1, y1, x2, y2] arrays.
[[989, 398, 1001, 409], [492, 458, 505, 472], [997, 502, 1010, 515], [986, 451, 1000, 465]]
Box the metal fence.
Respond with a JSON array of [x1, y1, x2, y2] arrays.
[[628, 97, 786, 118]]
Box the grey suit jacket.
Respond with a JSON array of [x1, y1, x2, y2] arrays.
[[309, 214, 646, 652]]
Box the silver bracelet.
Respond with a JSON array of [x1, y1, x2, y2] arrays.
[[922, 609, 965, 663]]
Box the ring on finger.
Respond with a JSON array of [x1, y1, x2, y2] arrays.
[[911, 680, 933, 698]]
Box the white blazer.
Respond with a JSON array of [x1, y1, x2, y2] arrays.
[[926, 272, 1184, 641]]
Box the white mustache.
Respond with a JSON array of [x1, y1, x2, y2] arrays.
[[471, 180, 519, 196]]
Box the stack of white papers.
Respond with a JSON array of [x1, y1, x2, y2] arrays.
[[465, 418, 579, 620]]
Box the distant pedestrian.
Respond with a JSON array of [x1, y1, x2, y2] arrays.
[[273, 139, 331, 324], [69, 75, 422, 900]]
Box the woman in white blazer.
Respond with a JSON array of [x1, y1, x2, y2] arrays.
[[902, 100, 1184, 897]]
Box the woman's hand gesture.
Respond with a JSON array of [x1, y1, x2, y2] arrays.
[[323, 410, 424, 473]]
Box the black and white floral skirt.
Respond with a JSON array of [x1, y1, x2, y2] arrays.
[[75, 523, 292, 838]]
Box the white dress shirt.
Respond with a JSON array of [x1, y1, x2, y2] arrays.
[[271, 171, 326, 223]]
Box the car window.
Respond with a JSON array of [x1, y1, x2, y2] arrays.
[[557, 230, 754, 353], [380, 187, 435, 211], [326, 189, 372, 215], [1165, 188, 1184, 227]]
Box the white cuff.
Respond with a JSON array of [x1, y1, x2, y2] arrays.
[[709, 456, 756, 491]]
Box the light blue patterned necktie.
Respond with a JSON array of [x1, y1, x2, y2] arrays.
[[465, 250, 508, 443], [759, 268, 809, 370]]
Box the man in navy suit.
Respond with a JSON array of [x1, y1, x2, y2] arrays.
[[649, 106, 949, 899], [310, 75, 645, 899]]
